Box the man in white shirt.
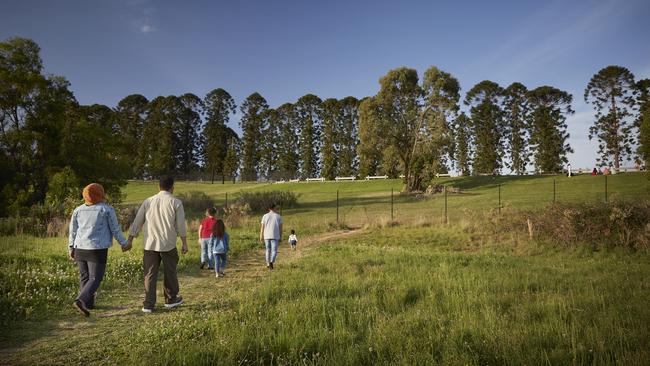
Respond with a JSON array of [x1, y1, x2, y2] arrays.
[[260, 203, 283, 270], [127, 176, 188, 312]]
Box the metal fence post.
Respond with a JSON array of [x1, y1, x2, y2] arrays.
[[391, 188, 394, 221], [444, 185, 448, 224], [225, 193, 228, 209], [605, 174, 608, 203], [553, 178, 556, 203], [336, 189, 339, 223], [498, 184, 501, 214]]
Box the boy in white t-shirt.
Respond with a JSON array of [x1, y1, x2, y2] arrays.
[[288, 229, 298, 250], [260, 203, 283, 270]]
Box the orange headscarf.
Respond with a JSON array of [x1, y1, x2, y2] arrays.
[[82, 183, 105, 205]]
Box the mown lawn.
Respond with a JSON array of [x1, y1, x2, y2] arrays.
[[124, 173, 649, 227]]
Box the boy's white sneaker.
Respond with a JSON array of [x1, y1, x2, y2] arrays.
[[141, 307, 153, 313]]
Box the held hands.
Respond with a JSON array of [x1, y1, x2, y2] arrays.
[[68, 249, 75, 261], [122, 237, 133, 252], [181, 243, 188, 255]]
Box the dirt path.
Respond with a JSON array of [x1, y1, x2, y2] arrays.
[[1, 227, 364, 361]]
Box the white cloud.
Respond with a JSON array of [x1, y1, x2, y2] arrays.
[[127, 0, 157, 34], [140, 24, 154, 33]]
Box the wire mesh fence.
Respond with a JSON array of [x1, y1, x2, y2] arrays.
[[196, 174, 649, 233]]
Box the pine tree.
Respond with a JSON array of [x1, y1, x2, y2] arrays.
[[259, 108, 281, 180], [464, 80, 505, 174], [584, 66, 637, 171], [223, 130, 240, 183], [239, 93, 268, 181], [203, 88, 236, 183], [295, 94, 322, 179], [175, 93, 203, 177], [114, 94, 149, 178], [276, 103, 299, 180], [503, 82, 530, 175], [637, 79, 650, 167], [527, 86, 574, 173], [320, 98, 340, 180], [142, 96, 178, 177], [337, 96, 360, 177]]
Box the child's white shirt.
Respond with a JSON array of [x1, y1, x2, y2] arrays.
[[288, 234, 298, 243]]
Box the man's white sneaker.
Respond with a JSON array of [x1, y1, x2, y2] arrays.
[[164, 297, 184, 308], [141, 307, 153, 313]]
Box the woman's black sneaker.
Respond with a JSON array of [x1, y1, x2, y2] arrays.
[[73, 299, 90, 317]]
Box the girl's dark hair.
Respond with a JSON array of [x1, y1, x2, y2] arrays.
[[291, 229, 295, 234], [207, 207, 217, 216], [212, 219, 226, 239]]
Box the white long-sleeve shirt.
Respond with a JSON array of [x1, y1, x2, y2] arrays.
[[129, 191, 186, 252]]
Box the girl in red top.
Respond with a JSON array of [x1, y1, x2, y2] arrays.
[[198, 207, 218, 269]]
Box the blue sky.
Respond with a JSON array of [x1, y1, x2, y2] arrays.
[[2, 0, 649, 170]]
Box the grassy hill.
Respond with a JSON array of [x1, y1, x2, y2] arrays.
[[1, 173, 649, 365], [124, 173, 649, 231]]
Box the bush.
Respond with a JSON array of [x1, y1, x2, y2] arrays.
[[503, 200, 650, 251], [0, 204, 64, 237], [235, 191, 298, 213], [115, 205, 138, 232], [177, 191, 215, 218], [223, 202, 251, 228]]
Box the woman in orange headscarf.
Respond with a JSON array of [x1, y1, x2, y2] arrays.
[[68, 183, 130, 316]]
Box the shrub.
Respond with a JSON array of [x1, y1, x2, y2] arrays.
[[115, 205, 138, 231], [223, 202, 251, 228], [235, 191, 298, 213], [177, 191, 215, 218], [503, 200, 650, 251]]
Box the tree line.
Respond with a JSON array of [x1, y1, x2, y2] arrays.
[[1, 37, 649, 216]]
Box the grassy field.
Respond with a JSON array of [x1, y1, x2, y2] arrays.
[[125, 173, 649, 229], [1, 173, 649, 365]]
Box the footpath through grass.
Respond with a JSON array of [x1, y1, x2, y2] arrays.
[[2, 224, 649, 365]]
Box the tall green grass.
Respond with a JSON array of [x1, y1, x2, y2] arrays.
[[3, 226, 649, 365]]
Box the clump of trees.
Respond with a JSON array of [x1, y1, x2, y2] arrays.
[[2, 37, 649, 217]]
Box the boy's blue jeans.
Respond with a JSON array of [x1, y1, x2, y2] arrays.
[[200, 238, 212, 268], [265, 239, 278, 264], [213, 253, 227, 273]]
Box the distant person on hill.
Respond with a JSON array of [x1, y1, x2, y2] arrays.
[[592, 168, 598, 176], [68, 183, 130, 317], [260, 203, 283, 270], [603, 167, 610, 175], [288, 229, 298, 250], [210, 219, 229, 277], [127, 176, 187, 313], [198, 207, 218, 270]]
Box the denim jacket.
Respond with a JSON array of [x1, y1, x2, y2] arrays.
[[210, 233, 230, 254], [68, 202, 128, 251]]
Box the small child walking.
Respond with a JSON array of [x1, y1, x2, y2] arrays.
[[210, 219, 229, 278], [288, 229, 298, 250]]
